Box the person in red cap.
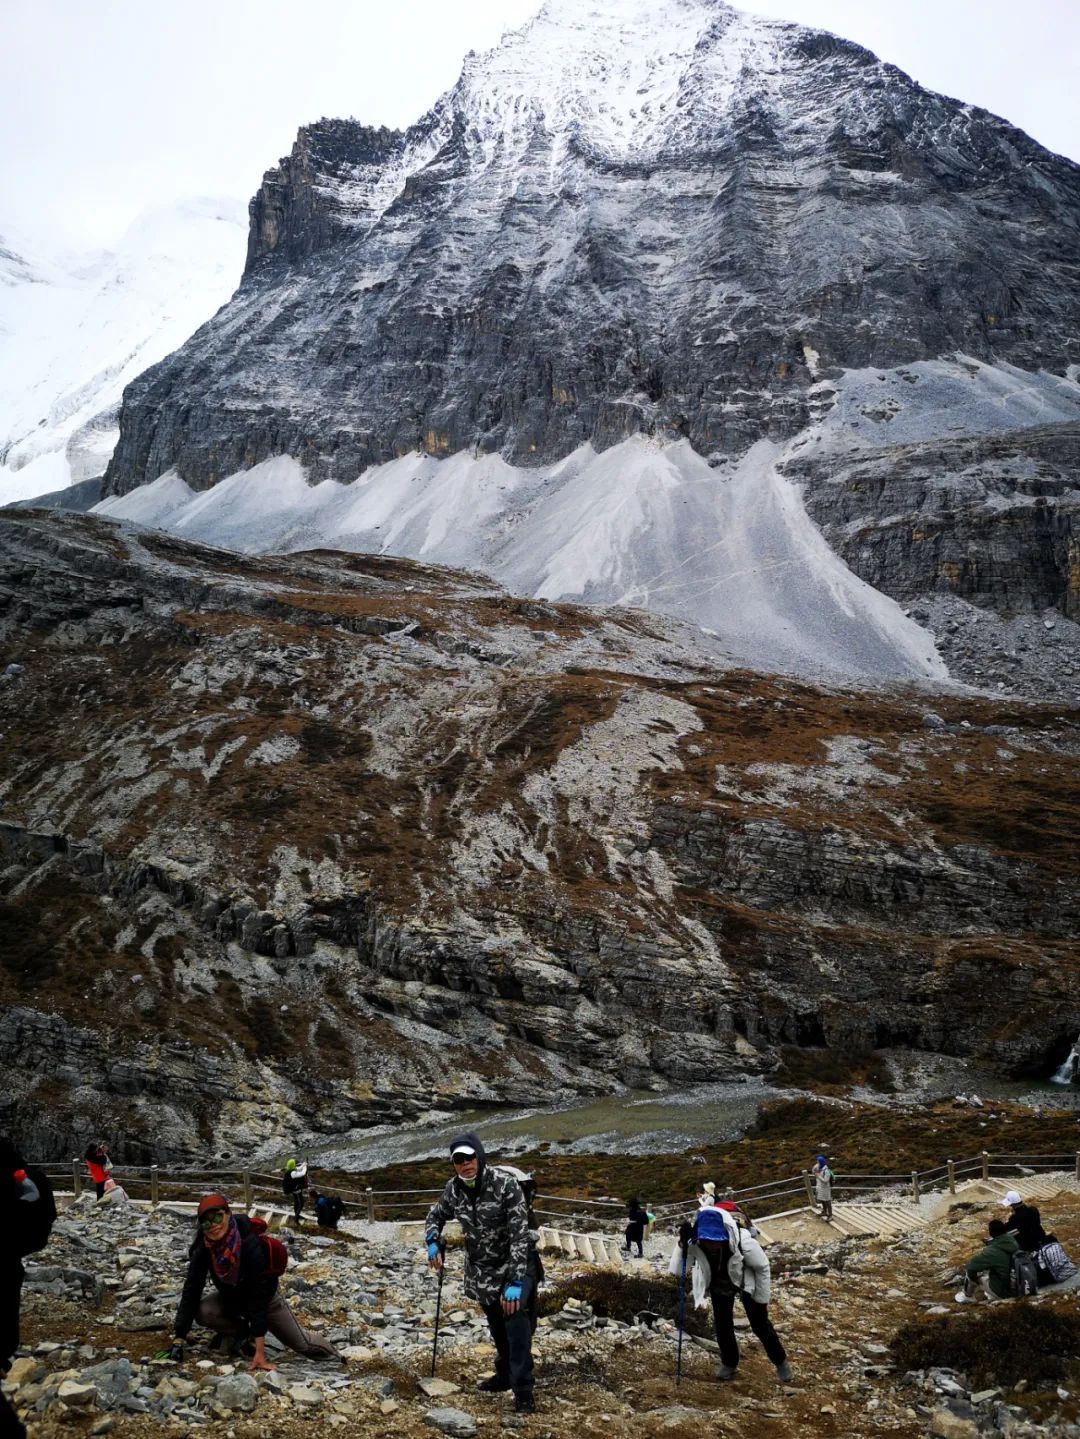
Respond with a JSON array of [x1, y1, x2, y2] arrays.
[[168, 1194, 340, 1369]]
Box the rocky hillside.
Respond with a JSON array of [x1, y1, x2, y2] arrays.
[[1, 509, 1077, 1159]]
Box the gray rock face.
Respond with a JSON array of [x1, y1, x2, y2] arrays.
[[103, 0, 1080, 497], [788, 421, 1080, 617]]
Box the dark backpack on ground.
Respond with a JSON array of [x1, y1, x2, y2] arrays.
[[1010, 1249, 1039, 1298]]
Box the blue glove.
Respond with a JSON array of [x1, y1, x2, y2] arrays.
[[503, 1283, 523, 1303], [427, 1241, 441, 1261]]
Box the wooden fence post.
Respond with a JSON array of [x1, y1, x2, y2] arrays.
[[911, 1170, 921, 1202], [802, 1170, 814, 1206], [150, 1165, 159, 1207], [72, 1158, 82, 1199], [947, 1160, 956, 1195], [981, 1151, 989, 1181], [365, 1186, 375, 1223], [243, 1171, 253, 1211]]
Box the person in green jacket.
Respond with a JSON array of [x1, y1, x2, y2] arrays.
[[955, 1219, 1020, 1301]]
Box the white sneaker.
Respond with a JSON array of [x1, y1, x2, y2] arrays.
[[954, 1290, 975, 1303]]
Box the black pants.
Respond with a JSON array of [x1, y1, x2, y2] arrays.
[[292, 1192, 304, 1222], [95, 1182, 106, 1200], [711, 1290, 786, 1371], [0, 1389, 25, 1439], [624, 1222, 645, 1256], [481, 1300, 534, 1398], [0, 1262, 24, 1372]]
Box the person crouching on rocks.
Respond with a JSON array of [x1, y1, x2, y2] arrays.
[[678, 1198, 792, 1384], [424, 1133, 536, 1415], [955, 1219, 1019, 1302], [1000, 1189, 1048, 1254], [169, 1193, 341, 1370]]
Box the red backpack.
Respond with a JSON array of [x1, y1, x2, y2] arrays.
[[247, 1216, 289, 1276]]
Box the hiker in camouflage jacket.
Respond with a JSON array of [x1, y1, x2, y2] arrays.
[[425, 1131, 535, 1414]]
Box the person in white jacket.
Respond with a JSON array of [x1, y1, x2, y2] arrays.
[[677, 1203, 792, 1383]]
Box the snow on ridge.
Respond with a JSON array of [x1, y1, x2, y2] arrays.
[[94, 469, 196, 528], [96, 355, 1080, 681], [92, 426, 946, 685], [430, 0, 805, 169]]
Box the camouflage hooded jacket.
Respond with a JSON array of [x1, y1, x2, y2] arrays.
[[424, 1131, 530, 1305]]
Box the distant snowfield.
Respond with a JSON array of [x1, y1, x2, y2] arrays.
[[0, 199, 246, 503], [94, 355, 1080, 682]]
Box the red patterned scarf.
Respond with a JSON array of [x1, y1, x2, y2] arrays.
[[206, 1216, 242, 1285]]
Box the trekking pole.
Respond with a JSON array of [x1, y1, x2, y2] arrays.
[[676, 1240, 688, 1386], [430, 1241, 447, 1377]]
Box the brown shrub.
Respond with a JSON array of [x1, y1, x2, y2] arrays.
[[537, 1269, 712, 1338], [890, 1304, 1080, 1388]]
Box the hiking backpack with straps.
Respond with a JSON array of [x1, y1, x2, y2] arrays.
[[247, 1216, 289, 1276], [1010, 1249, 1039, 1298]]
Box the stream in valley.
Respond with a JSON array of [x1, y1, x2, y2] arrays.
[[312, 1051, 1078, 1172]]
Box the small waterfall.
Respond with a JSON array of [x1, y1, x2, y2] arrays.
[[1051, 1033, 1080, 1085]]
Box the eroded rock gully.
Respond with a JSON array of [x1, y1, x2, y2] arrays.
[[0, 510, 1077, 1158]]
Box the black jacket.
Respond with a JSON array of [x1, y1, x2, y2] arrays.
[[1, 1162, 56, 1268], [173, 1216, 277, 1339], [1005, 1203, 1048, 1253]]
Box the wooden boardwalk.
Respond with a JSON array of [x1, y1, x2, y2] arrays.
[[818, 1172, 1080, 1241]]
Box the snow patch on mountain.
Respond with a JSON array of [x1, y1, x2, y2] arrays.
[[806, 356, 1080, 454], [98, 354, 1080, 683], [0, 199, 246, 503], [94, 352, 988, 683]]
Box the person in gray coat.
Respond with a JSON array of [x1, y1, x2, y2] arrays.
[[424, 1133, 535, 1414], [812, 1155, 834, 1221]]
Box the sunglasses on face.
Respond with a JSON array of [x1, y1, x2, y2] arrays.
[[199, 1209, 228, 1229], [451, 1154, 476, 1166]]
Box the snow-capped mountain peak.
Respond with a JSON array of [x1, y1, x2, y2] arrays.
[[441, 0, 781, 166], [95, 1, 1080, 688]]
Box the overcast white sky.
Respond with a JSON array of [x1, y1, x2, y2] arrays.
[[2, 0, 1077, 254]]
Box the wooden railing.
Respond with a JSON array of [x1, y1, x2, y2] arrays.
[[32, 1148, 1080, 1229]]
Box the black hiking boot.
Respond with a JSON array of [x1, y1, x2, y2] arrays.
[[476, 1375, 511, 1393], [514, 1392, 536, 1414]]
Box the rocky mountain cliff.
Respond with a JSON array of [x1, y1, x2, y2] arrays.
[[95, 0, 1080, 687], [104, 0, 1080, 488], [1, 510, 1076, 1160]]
